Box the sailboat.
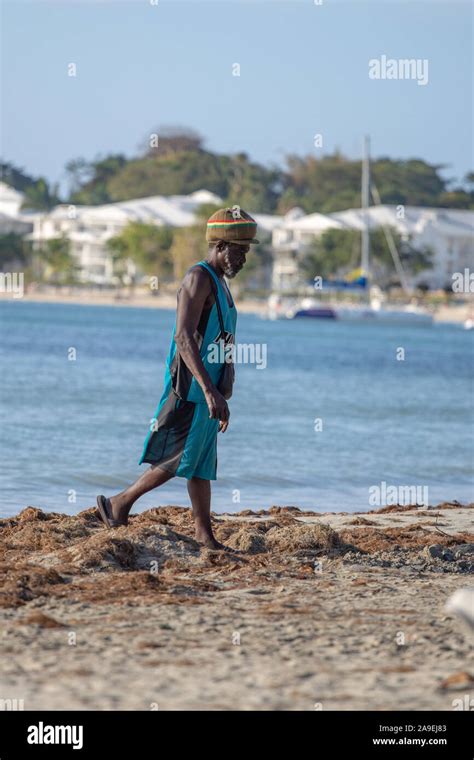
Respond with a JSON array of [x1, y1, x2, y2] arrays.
[[288, 137, 433, 325]]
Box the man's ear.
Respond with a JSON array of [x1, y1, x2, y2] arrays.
[[216, 240, 227, 254]]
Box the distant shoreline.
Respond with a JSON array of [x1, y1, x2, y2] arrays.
[[0, 289, 268, 315], [0, 289, 472, 323]]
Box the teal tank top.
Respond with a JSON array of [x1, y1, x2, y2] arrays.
[[162, 260, 238, 405]]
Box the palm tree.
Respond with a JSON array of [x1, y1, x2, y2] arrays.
[[21, 178, 60, 212]]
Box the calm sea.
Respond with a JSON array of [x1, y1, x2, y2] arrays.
[[0, 301, 473, 516]]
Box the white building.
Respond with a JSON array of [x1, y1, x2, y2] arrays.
[[271, 207, 345, 290], [0, 182, 25, 218], [0, 182, 35, 237], [25, 189, 223, 284], [271, 203, 474, 291], [331, 206, 474, 290], [2, 176, 472, 291], [24, 189, 283, 285]]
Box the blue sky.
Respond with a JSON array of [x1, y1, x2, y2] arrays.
[[2, 0, 473, 196]]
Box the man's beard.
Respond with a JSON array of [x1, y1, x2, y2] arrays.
[[223, 257, 240, 278]]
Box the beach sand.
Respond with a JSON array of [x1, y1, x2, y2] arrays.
[[0, 288, 267, 315], [0, 502, 473, 711], [1, 288, 473, 323]]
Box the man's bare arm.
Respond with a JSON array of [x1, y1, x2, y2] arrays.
[[174, 268, 229, 428]]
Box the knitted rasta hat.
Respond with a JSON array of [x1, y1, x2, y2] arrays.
[[206, 207, 259, 246]]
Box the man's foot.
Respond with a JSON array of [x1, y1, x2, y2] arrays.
[[107, 494, 132, 525], [96, 495, 128, 529], [195, 530, 234, 552]]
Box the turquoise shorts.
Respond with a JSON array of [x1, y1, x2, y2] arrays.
[[139, 391, 219, 480]]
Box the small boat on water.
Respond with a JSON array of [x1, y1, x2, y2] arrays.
[[276, 296, 433, 325], [293, 306, 337, 319]]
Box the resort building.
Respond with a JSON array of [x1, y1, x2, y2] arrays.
[[271, 204, 474, 291], [1, 181, 472, 291]]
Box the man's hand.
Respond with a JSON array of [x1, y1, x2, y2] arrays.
[[204, 386, 230, 432]]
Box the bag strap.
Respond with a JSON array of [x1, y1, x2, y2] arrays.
[[196, 263, 226, 339]]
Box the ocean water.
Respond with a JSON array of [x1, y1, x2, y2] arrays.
[[0, 300, 473, 517]]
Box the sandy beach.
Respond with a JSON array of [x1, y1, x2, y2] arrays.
[[0, 288, 268, 316], [0, 501, 473, 711], [1, 288, 473, 323]]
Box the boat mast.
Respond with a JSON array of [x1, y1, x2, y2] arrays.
[[361, 135, 370, 281]]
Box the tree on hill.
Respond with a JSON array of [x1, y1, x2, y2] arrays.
[[371, 158, 445, 207], [0, 162, 61, 210], [106, 222, 174, 283], [3, 131, 473, 216], [67, 154, 128, 205], [21, 178, 61, 211], [278, 154, 459, 214], [66, 126, 282, 213], [300, 228, 432, 288], [140, 126, 204, 157], [437, 171, 474, 208], [0, 162, 38, 193]]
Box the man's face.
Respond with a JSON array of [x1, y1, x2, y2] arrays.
[[218, 243, 249, 278]]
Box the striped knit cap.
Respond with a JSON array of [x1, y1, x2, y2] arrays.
[[206, 206, 259, 246]]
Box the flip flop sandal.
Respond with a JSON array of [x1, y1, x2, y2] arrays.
[[96, 495, 128, 529]]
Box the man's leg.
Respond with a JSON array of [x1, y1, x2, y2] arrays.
[[108, 465, 174, 523], [187, 476, 224, 550]]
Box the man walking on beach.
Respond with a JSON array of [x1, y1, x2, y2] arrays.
[[96, 207, 259, 549]]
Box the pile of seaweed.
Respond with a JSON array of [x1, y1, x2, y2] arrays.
[[0, 504, 471, 609]]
